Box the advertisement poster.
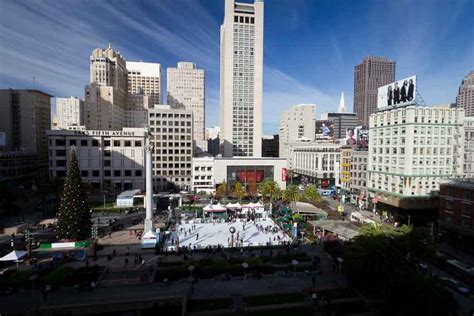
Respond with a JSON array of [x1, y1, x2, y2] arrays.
[[282, 168, 287, 182], [377, 75, 417, 110], [355, 126, 369, 148]]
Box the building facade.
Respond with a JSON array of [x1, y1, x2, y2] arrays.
[[126, 61, 162, 106], [279, 104, 316, 158], [85, 44, 127, 130], [368, 105, 465, 209], [167, 62, 205, 152], [192, 156, 215, 194], [213, 157, 287, 190], [464, 117, 474, 178], [0, 89, 52, 179], [288, 141, 342, 188], [350, 150, 369, 203], [354, 56, 395, 126], [456, 71, 474, 117], [320, 112, 358, 139], [220, 0, 264, 157], [47, 128, 146, 191], [148, 105, 193, 191], [439, 180, 474, 246], [339, 146, 353, 196], [262, 134, 279, 157], [55, 97, 84, 129]]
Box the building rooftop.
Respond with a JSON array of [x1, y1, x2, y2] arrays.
[[441, 179, 474, 190]]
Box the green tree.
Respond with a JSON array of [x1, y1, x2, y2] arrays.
[[303, 184, 321, 204], [56, 150, 91, 240], [233, 182, 246, 203], [215, 181, 228, 201], [259, 180, 281, 210], [283, 185, 301, 203]]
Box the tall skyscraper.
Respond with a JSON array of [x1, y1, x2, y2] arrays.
[[126, 61, 162, 106], [220, 0, 264, 157], [55, 97, 84, 129], [279, 104, 315, 158], [354, 56, 395, 126], [338, 92, 347, 113], [456, 70, 474, 117], [167, 62, 205, 152], [85, 44, 127, 130]]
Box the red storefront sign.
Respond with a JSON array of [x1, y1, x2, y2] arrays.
[[282, 168, 287, 181]]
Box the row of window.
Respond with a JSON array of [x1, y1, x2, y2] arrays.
[[52, 139, 142, 147]]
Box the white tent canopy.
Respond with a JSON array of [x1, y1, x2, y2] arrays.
[[226, 202, 242, 209], [203, 204, 213, 212], [0, 250, 28, 262]]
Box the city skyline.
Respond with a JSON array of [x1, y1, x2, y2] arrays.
[[0, 0, 473, 134]]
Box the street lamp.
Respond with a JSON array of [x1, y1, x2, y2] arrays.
[[292, 259, 298, 277], [229, 226, 236, 248], [242, 262, 248, 279]]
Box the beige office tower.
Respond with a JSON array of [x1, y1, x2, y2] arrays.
[[354, 56, 395, 126], [456, 71, 474, 117], [220, 0, 264, 157], [167, 62, 205, 152], [85, 43, 127, 130], [126, 61, 162, 106], [279, 104, 316, 158], [55, 97, 84, 129]]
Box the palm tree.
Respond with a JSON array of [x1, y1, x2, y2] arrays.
[[259, 180, 281, 211], [283, 185, 301, 203], [303, 184, 321, 204], [233, 182, 246, 203]]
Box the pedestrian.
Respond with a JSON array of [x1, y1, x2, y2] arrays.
[[112, 249, 116, 256], [109, 231, 112, 238], [312, 276, 316, 287], [196, 233, 199, 240], [311, 292, 318, 306], [85, 259, 89, 268], [124, 258, 129, 266]]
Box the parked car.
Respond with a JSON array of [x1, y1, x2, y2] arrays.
[[441, 277, 471, 296]]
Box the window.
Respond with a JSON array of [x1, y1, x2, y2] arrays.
[[69, 139, 76, 146], [104, 140, 110, 147], [55, 139, 66, 146], [56, 160, 66, 167], [81, 140, 88, 146], [81, 170, 88, 177], [135, 170, 142, 177], [104, 160, 111, 167], [104, 170, 111, 177], [92, 139, 99, 147], [135, 141, 142, 147], [114, 140, 120, 147], [124, 141, 131, 147], [114, 170, 121, 177], [124, 170, 132, 177], [92, 170, 100, 177], [56, 150, 66, 157]]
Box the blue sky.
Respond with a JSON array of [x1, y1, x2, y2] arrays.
[[0, 0, 473, 134]]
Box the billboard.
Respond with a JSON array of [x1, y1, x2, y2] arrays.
[[355, 126, 369, 149], [345, 127, 356, 146], [236, 170, 264, 183], [377, 75, 417, 110]]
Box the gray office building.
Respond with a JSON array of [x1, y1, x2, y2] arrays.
[[319, 112, 358, 139]]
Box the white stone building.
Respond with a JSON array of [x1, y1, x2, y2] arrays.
[[288, 140, 342, 187], [54, 97, 84, 129], [192, 156, 215, 194], [126, 61, 162, 106], [148, 105, 193, 191], [47, 128, 146, 191], [368, 105, 465, 208], [220, 0, 264, 157], [167, 62, 205, 152], [279, 104, 316, 158], [464, 117, 474, 178]]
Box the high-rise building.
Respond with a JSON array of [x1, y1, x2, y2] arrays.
[[262, 134, 279, 157], [368, 105, 464, 209], [456, 71, 474, 116], [54, 97, 84, 129], [220, 0, 264, 157], [85, 44, 127, 130], [319, 112, 358, 139], [167, 62, 205, 152], [279, 104, 315, 158], [0, 89, 52, 179], [126, 61, 162, 106], [148, 105, 193, 191], [354, 56, 395, 126], [206, 126, 221, 157], [464, 117, 474, 178]]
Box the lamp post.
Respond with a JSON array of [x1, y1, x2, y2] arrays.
[[292, 259, 298, 277], [229, 226, 236, 248], [242, 262, 248, 279]]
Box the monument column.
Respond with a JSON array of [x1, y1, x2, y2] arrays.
[[144, 126, 154, 233]]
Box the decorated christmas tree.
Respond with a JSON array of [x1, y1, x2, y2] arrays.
[[56, 149, 91, 240]]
